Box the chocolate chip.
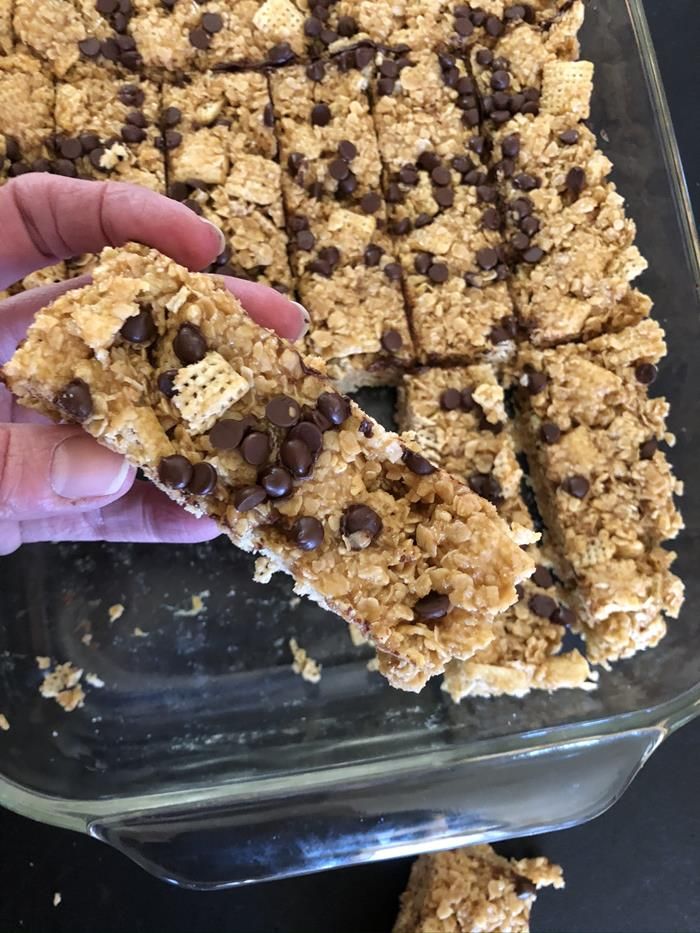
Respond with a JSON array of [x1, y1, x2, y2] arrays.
[[304, 15, 322, 36], [267, 42, 295, 64], [431, 165, 451, 187], [540, 422, 561, 444], [59, 137, 82, 160], [402, 448, 436, 475], [291, 516, 324, 551], [319, 246, 340, 267], [301, 405, 332, 433], [319, 27, 338, 45], [209, 416, 254, 450], [635, 362, 657, 385], [533, 565, 555, 589], [328, 157, 350, 181], [288, 421, 323, 460], [454, 14, 473, 36], [120, 305, 156, 344], [189, 26, 210, 48], [121, 123, 146, 143], [187, 461, 217, 495], [317, 392, 351, 426], [468, 472, 503, 503], [296, 229, 315, 251], [378, 329, 402, 354], [55, 378, 93, 422], [4, 135, 20, 162], [417, 151, 440, 172], [471, 9, 487, 26], [281, 438, 313, 477], [341, 504, 382, 549], [529, 593, 557, 618], [566, 166, 586, 197], [485, 13, 504, 36], [501, 134, 520, 159], [360, 192, 381, 214], [336, 13, 357, 36], [155, 370, 178, 400], [552, 604, 576, 628], [505, 4, 527, 20], [85, 147, 106, 171], [522, 246, 544, 264], [514, 173, 538, 191], [562, 475, 590, 499], [476, 247, 498, 270], [233, 485, 267, 512], [337, 173, 357, 197], [158, 454, 193, 490], [526, 371, 547, 395], [337, 140, 357, 162], [491, 69, 510, 91], [413, 592, 451, 621], [376, 76, 395, 96], [428, 262, 449, 284], [476, 48, 493, 66], [173, 323, 206, 364], [306, 60, 325, 81], [355, 46, 374, 69], [489, 325, 510, 345], [96, 0, 118, 13], [201, 11, 222, 32], [414, 252, 432, 276], [510, 196, 533, 218], [477, 184, 497, 204], [511, 231, 530, 252], [640, 438, 658, 460], [266, 394, 301, 428], [462, 108, 480, 127], [383, 262, 403, 281], [440, 388, 462, 411], [161, 105, 181, 126], [433, 186, 454, 208], [399, 163, 419, 185], [78, 37, 101, 57], [258, 465, 293, 499], [414, 212, 432, 228], [559, 128, 580, 146], [481, 207, 501, 231], [241, 431, 271, 466], [78, 132, 100, 153], [520, 215, 540, 237], [311, 102, 331, 126], [164, 129, 182, 149], [183, 198, 202, 215], [364, 244, 383, 267]]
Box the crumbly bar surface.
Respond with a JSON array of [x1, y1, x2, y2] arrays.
[[514, 321, 684, 664], [0, 51, 54, 176], [3, 243, 534, 692], [0, 0, 13, 54], [55, 67, 164, 189], [163, 71, 292, 292], [399, 366, 593, 697], [393, 844, 564, 933]]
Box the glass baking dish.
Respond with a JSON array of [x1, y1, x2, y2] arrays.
[[0, 0, 698, 890]]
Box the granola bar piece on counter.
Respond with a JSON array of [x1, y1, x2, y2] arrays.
[[393, 844, 564, 933], [0, 263, 69, 300], [54, 67, 164, 189], [3, 243, 534, 693], [0, 52, 55, 181], [163, 71, 292, 293], [514, 320, 684, 664], [270, 54, 414, 390], [398, 366, 593, 698]]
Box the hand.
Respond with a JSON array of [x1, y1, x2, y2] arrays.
[[0, 174, 308, 555]]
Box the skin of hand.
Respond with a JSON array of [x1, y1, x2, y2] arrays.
[[0, 174, 309, 555]]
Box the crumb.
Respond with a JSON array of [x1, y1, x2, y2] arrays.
[[174, 590, 210, 617], [348, 624, 369, 647], [289, 596, 301, 610], [108, 603, 125, 622], [81, 633, 93, 646], [289, 637, 322, 684], [36, 656, 51, 670], [0, 713, 9, 731], [253, 555, 275, 584], [132, 627, 148, 638], [85, 673, 105, 688], [39, 661, 85, 712], [366, 657, 380, 672], [52, 893, 61, 907]]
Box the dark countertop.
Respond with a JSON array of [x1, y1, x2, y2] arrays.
[[1, 2, 699, 931]]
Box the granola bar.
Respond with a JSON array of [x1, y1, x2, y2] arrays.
[[398, 366, 593, 697], [1, 262, 69, 300], [53, 67, 163, 189], [393, 844, 564, 933], [3, 243, 534, 692], [162, 71, 292, 293], [0, 51, 54, 180], [269, 55, 414, 389], [514, 321, 684, 664], [0, 0, 13, 54]]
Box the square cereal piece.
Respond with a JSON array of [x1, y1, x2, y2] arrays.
[[541, 59, 594, 119], [172, 352, 251, 434]]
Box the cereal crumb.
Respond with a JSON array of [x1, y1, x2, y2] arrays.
[[39, 661, 85, 712], [289, 637, 322, 684], [289, 596, 301, 610], [36, 656, 51, 670], [53, 893, 62, 907], [0, 714, 9, 731], [253, 556, 275, 584], [81, 633, 93, 646], [85, 672, 105, 688], [348, 624, 369, 647], [366, 657, 380, 672], [174, 591, 210, 617], [132, 627, 148, 638], [108, 603, 125, 622]]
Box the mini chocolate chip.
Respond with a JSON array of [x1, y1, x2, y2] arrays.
[[376, 76, 395, 96], [319, 246, 340, 266], [456, 77, 475, 97], [481, 207, 501, 231], [296, 230, 315, 251], [4, 136, 21, 162], [288, 421, 323, 459], [55, 378, 93, 422], [540, 422, 561, 444], [502, 134, 520, 158], [233, 485, 267, 512], [520, 215, 540, 237], [462, 108, 480, 127], [78, 132, 100, 153], [454, 14, 473, 36], [164, 129, 182, 149], [319, 27, 338, 45], [505, 4, 527, 20], [360, 192, 381, 214], [358, 418, 373, 438], [414, 212, 432, 228], [78, 37, 101, 57], [301, 405, 332, 433], [414, 252, 432, 275], [552, 604, 576, 628], [341, 504, 382, 549], [414, 592, 451, 621], [399, 163, 419, 185], [640, 438, 658, 460], [476, 247, 498, 270], [292, 516, 324, 551], [511, 231, 530, 251], [533, 565, 555, 589], [355, 46, 374, 69], [491, 69, 510, 91], [263, 102, 274, 127], [559, 128, 579, 145], [417, 151, 441, 172], [431, 165, 451, 187], [403, 448, 436, 475], [306, 60, 325, 81], [266, 394, 301, 428], [522, 246, 544, 264], [201, 11, 223, 32], [120, 305, 156, 344], [485, 14, 504, 36], [59, 137, 82, 159], [381, 329, 403, 353], [337, 13, 357, 35], [121, 124, 146, 143], [187, 461, 217, 495], [161, 105, 181, 126], [635, 362, 657, 385], [241, 431, 271, 466], [304, 15, 322, 36], [468, 472, 503, 503], [476, 48, 493, 66], [384, 262, 403, 281], [529, 594, 557, 618], [259, 465, 293, 499], [267, 42, 295, 64], [338, 140, 357, 162], [281, 438, 313, 477], [440, 388, 462, 411], [428, 262, 449, 284], [562, 475, 590, 499], [385, 182, 404, 204], [510, 196, 533, 218], [337, 173, 357, 197], [87, 147, 107, 171], [173, 322, 206, 364], [189, 26, 210, 48], [158, 454, 193, 490], [317, 392, 351, 426], [489, 325, 510, 345], [379, 58, 399, 78], [311, 102, 331, 126], [157, 369, 178, 398], [477, 184, 497, 204], [527, 371, 547, 395], [96, 0, 118, 13], [209, 417, 254, 450], [364, 244, 383, 267], [566, 166, 586, 197], [433, 186, 454, 208], [514, 172, 538, 191], [329, 157, 350, 181]]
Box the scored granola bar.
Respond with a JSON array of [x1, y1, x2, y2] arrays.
[[399, 366, 593, 697], [270, 53, 414, 390], [514, 320, 684, 664], [0, 51, 55, 181], [54, 67, 164, 189], [162, 71, 292, 293], [393, 844, 564, 933], [3, 243, 534, 692]]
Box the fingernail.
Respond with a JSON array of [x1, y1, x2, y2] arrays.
[[200, 218, 226, 255], [51, 435, 130, 499], [292, 301, 311, 339]]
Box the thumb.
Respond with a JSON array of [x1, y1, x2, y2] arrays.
[[0, 423, 134, 521]]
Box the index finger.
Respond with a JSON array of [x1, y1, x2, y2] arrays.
[[0, 175, 225, 289]]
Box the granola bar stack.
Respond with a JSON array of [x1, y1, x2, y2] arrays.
[[0, 0, 684, 692]]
